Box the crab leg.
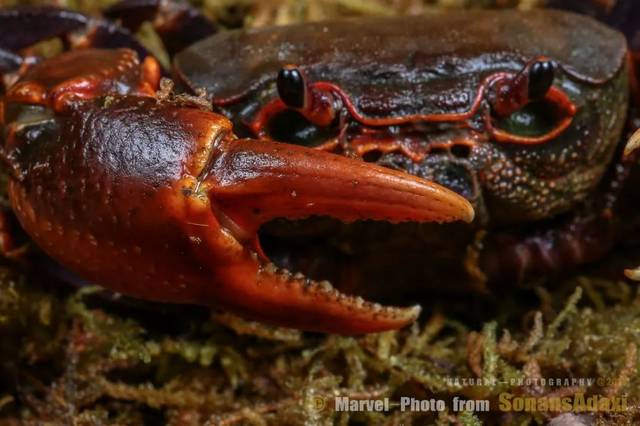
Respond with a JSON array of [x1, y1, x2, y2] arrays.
[[104, 0, 218, 57], [0, 7, 149, 59]]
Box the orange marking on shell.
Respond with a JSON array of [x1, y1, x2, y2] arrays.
[[351, 137, 478, 163], [250, 71, 577, 148], [352, 139, 426, 163]]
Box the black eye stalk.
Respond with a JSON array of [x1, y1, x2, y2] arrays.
[[489, 57, 556, 117], [528, 59, 555, 101], [275, 65, 337, 127], [277, 66, 307, 109]]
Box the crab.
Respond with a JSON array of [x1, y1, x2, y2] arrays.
[[0, 2, 637, 334]]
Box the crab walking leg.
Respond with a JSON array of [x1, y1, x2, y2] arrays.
[[0, 7, 150, 59], [103, 0, 218, 57]]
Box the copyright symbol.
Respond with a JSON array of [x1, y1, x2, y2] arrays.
[[311, 395, 327, 412]]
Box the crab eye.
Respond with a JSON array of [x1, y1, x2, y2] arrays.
[[528, 60, 555, 101], [489, 58, 557, 118], [277, 66, 306, 109], [486, 57, 575, 145]]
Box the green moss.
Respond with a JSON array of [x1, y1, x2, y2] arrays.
[[2, 272, 637, 424], [2, 0, 639, 424]]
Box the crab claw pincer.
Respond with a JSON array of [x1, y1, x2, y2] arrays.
[[4, 48, 473, 335], [200, 136, 474, 334]]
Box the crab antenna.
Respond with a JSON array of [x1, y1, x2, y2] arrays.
[[276, 65, 337, 127], [489, 57, 555, 117]]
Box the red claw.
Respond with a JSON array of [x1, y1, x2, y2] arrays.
[[3, 48, 474, 334], [200, 137, 474, 334]]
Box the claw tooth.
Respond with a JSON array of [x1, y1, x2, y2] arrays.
[[318, 280, 333, 292], [279, 268, 291, 277], [293, 272, 305, 280], [407, 305, 422, 319], [264, 263, 277, 274], [372, 303, 382, 311], [354, 296, 365, 308]]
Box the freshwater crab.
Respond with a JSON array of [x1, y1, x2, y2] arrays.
[[0, 2, 636, 334]]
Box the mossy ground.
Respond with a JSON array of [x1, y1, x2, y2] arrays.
[[1, 1, 639, 424]]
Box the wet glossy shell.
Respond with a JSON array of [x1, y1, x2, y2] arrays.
[[175, 10, 627, 118]]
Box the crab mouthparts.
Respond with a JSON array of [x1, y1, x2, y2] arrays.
[[203, 137, 474, 334]]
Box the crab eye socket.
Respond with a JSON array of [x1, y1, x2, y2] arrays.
[[266, 109, 338, 147], [487, 58, 575, 145], [495, 101, 558, 137], [528, 60, 555, 101], [490, 91, 576, 144], [277, 66, 306, 109]]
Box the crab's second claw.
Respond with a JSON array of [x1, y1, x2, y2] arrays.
[[198, 137, 473, 334]]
